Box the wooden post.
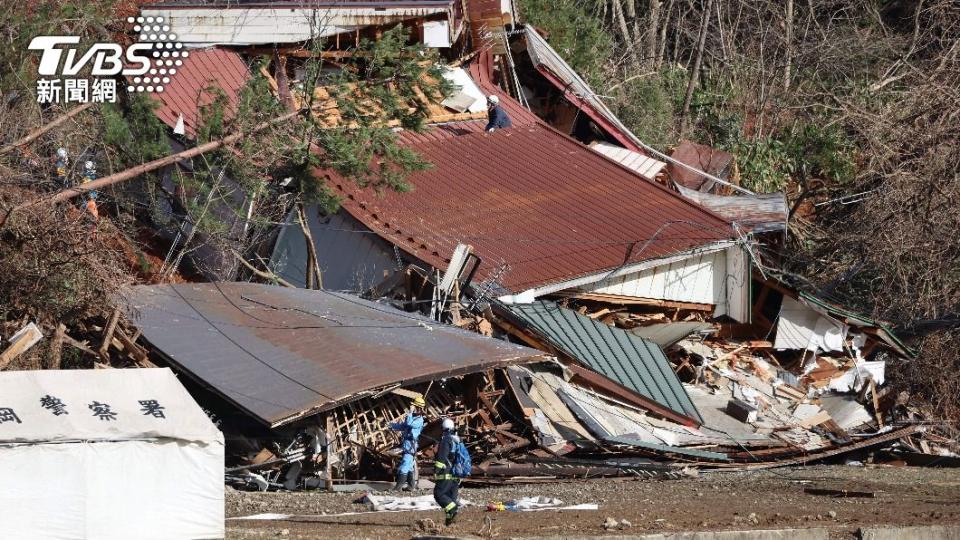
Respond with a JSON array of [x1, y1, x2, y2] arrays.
[[99, 309, 121, 363], [47, 323, 66, 370], [325, 414, 335, 492]]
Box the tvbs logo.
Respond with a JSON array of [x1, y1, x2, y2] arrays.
[[29, 16, 185, 104], [29, 36, 152, 78]]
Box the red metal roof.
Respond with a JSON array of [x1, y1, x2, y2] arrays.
[[326, 122, 735, 294], [149, 47, 251, 139]]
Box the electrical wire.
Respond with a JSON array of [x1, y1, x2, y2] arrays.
[[168, 284, 335, 400]]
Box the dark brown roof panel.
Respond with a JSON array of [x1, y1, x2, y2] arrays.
[[127, 282, 546, 427]]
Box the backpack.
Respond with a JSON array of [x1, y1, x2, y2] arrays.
[[450, 440, 472, 478]]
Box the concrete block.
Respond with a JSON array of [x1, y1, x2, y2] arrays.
[[859, 526, 960, 540]]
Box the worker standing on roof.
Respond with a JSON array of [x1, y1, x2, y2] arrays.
[[433, 417, 461, 525], [389, 395, 425, 491], [485, 95, 512, 133]]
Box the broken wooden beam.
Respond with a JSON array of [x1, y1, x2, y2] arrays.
[[0, 322, 44, 370]]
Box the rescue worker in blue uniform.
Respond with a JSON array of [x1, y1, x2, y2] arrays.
[[390, 395, 425, 491], [485, 95, 512, 132], [433, 417, 461, 525]]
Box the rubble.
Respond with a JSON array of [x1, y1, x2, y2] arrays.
[[1, 0, 956, 527]]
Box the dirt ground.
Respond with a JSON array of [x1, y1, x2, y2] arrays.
[[225, 465, 960, 539]]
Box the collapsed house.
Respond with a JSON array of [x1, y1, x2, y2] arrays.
[[0, 368, 224, 538], [271, 96, 753, 324], [125, 282, 556, 488], [111, 0, 957, 491]]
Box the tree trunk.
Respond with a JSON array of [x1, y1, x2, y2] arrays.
[[47, 323, 66, 370], [297, 201, 323, 290], [0, 102, 96, 155], [646, 0, 661, 68], [657, 0, 673, 69], [612, 0, 641, 69], [784, 0, 794, 91], [680, 0, 715, 127]]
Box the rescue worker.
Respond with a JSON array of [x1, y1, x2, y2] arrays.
[[54, 147, 69, 187], [389, 395, 425, 491], [82, 161, 98, 201], [485, 95, 512, 133], [433, 417, 461, 525]]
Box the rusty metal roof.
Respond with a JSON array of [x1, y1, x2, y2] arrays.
[[149, 47, 251, 139], [126, 283, 546, 427], [327, 122, 735, 294], [668, 140, 734, 192]]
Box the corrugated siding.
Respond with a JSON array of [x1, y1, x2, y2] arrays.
[[675, 184, 787, 233], [590, 142, 666, 181], [504, 301, 702, 424], [582, 249, 726, 304], [143, 6, 450, 45]]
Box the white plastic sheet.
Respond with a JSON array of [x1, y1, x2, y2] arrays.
[[0, 440, 224, 539], [775, 296, 848, 353]]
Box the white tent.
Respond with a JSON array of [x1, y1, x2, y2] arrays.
[[0, 368, 224, 539]]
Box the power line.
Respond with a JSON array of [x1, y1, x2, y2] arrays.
[[168, 284, 335, 401]]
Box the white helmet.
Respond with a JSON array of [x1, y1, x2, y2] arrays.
[[487, 95, 499, 105], [56, 148, 68, 159], [441, 418, 455, 431], [84, 161, 95, 170]]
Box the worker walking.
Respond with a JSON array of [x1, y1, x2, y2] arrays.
[[433, 417, 462, 525], [389, 395, 425, 491], [485, 95, 512, 133]]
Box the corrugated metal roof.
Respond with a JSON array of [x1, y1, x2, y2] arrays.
[[607, 435, 729, 460], [148, 47, 251, 139], [675, 185, 788, 233], [524, 26, 645, 153], [126, 283, 546, 427], [669, 140, 734, 192], [589, 142, 667, 181], [328, 122, 735, 294], [500, 300, 703, 424], [398, 54, 541, 144]]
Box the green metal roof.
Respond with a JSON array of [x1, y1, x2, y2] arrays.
[[501, 301, 703, 424]]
